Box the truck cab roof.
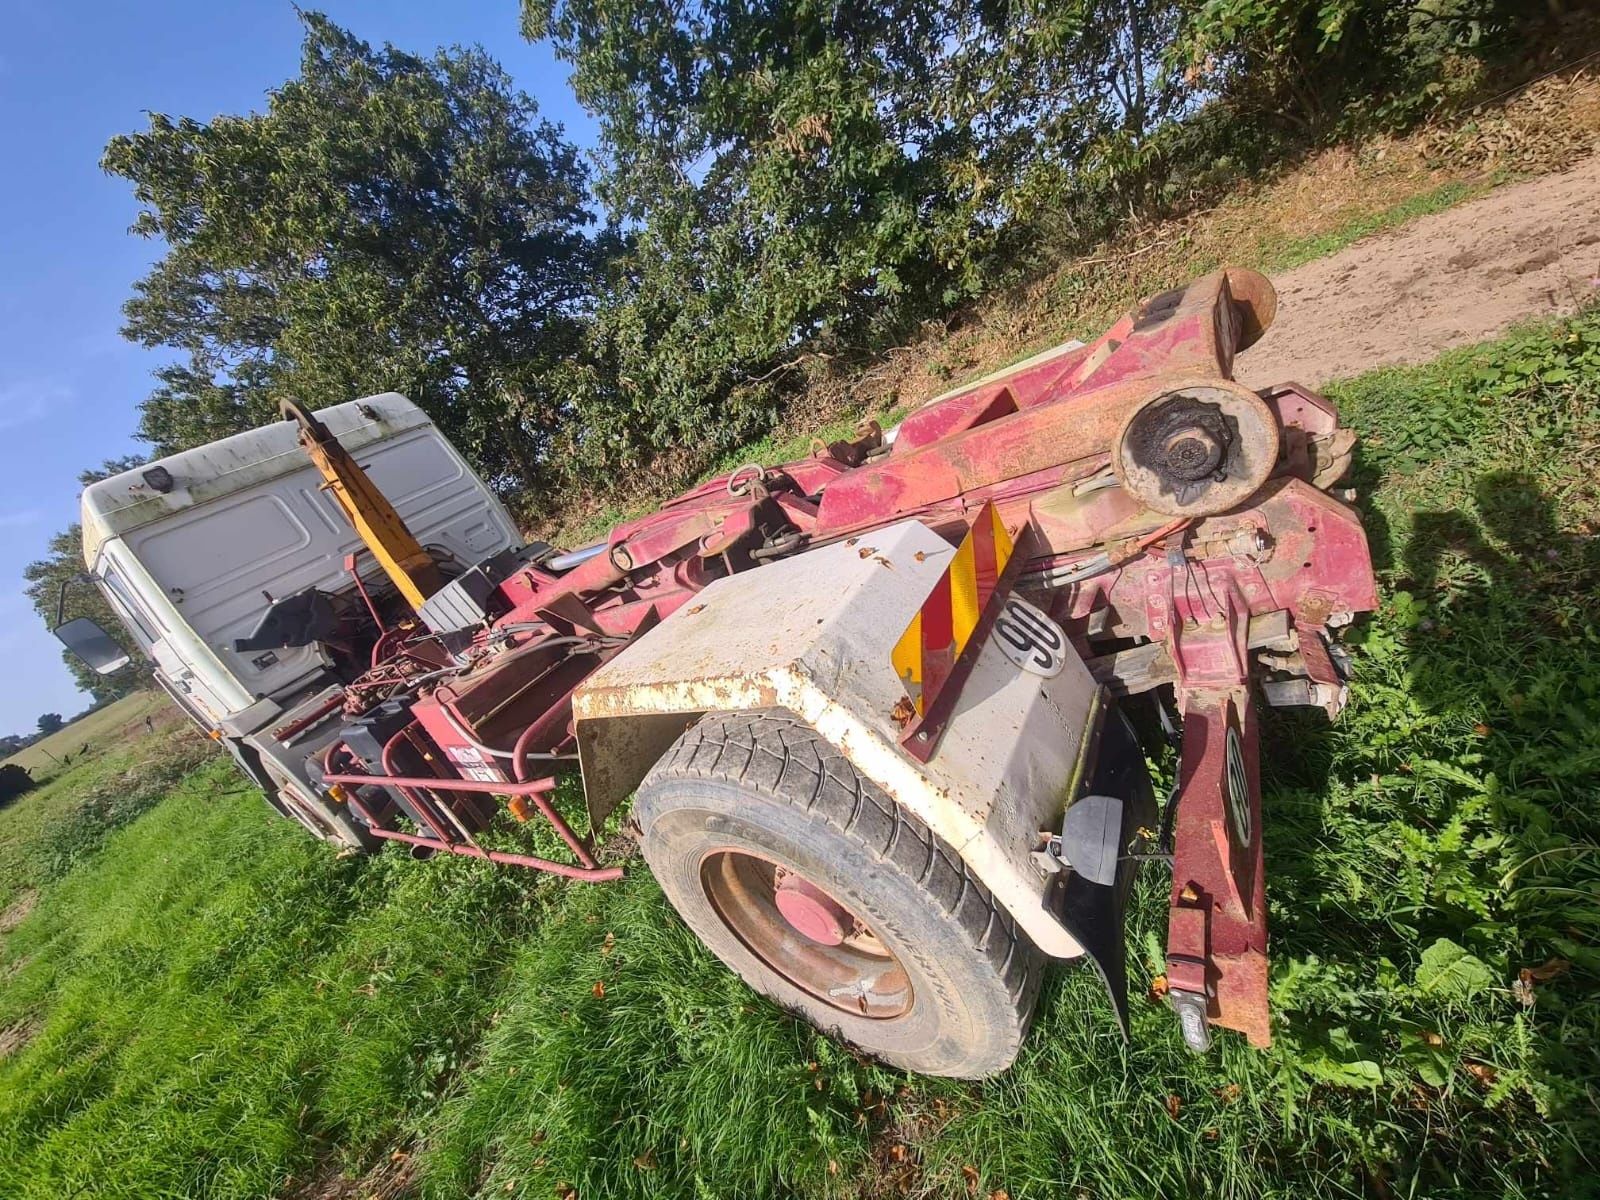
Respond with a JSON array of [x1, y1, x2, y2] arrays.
[[80, 394, 519, 729], [80, 393, 431, 566]]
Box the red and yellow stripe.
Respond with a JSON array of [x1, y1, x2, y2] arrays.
[[893, 501, 1015, 715]]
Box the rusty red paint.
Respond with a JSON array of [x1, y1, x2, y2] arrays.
[[775, 873, 854, 946], [1166, 690, 1270, 1047], [305, 265, 1374, 1054]]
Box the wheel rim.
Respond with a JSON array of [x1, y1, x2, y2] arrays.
[[699, 850, 913, 1019]]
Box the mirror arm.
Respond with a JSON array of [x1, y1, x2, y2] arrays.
[[53, 572, 95, 630]]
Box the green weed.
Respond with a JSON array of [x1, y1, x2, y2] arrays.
[[2, 312, 1598, 1198]]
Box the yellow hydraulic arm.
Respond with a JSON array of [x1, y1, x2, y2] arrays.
[[280, 399, 445, 612]]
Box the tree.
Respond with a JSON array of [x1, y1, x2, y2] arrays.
[[1170, 0, 1529, 133], [104, 12, 604, 492], [36, 714, 64, 736], [522, 0, 1189, 483], [24, 524, 146, 703], [24, 460, 149, 704]]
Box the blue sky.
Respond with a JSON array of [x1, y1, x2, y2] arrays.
[[0, 1, 597, 737]]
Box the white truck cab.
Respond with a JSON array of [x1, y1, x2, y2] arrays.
[[75, 394, 520, 843]]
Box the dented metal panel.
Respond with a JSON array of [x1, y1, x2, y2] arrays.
[[79, 393, 521, 720], [573, 519, 1098, 959]]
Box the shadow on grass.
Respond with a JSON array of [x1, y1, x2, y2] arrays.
[[1262, 459, 1600, 1185]]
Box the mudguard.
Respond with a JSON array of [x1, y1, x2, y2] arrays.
[[573, 518, 1148, 968]]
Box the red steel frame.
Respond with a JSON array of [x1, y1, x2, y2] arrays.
[[306, 266, 1376, 1049]]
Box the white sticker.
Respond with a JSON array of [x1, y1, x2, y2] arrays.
[[992, 596, 1068, 678], [447, 745, 504, 784]]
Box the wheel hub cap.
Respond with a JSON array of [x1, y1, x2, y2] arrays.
[[774, 872, 852, 945], [699, 850, 912, 1019]]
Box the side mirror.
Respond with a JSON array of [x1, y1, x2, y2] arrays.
[[53, 617, 132, 675]]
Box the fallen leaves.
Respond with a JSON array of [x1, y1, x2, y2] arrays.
[[854, 1087, 889, 1127], [600, 931, 616, 956], [1521, 957, 1570, 989], [1147, 974, 1170, 1002], [1164, 1094, 1183, 1120], [591, 980, 606, 999], [891, 695, 916, 728]]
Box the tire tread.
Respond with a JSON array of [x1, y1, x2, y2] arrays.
[[639, 710, 1042, 1035]]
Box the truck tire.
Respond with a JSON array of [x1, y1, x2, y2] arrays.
[[635, 709, 1044, 1078]]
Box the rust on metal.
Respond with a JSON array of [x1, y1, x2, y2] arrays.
[[269, 263, 1379, 1057]]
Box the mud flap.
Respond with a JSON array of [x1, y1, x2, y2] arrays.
[[1042, 705, 1158, 1036]]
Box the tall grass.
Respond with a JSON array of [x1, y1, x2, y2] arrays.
[[1, 312, 1597, 1198]]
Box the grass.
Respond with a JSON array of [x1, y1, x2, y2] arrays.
[[3, 311, 1599, 1198], [0, 755, 567, 1198], [1, 692, 168, 781], [0, 697, 208, 914]]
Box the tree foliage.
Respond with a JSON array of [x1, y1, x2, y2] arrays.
[[104, 12, 603, 491], [524, 0, 1194, 480], [1171, 0, 1527, 131], [24, 460, 153, 704], [522, 0, 1525, 487], [36, 713, 65, 736]]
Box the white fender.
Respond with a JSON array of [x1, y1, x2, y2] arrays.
[[572, 519, 1099, 959]]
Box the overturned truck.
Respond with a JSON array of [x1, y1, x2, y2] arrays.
[[65, 268, 1375, 1076]]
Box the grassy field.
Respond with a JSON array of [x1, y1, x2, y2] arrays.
[[1, 692, 170, 781], [3, 311, 1598, 1199]]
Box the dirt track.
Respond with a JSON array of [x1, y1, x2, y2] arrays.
[[1235, 154, 1600, 389]]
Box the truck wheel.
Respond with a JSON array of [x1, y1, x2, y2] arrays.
[[635, 709, 1044, 1078], [261, 761, 374, 853]]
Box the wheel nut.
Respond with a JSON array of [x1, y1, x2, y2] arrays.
[[1162, 427, 1222, 481]]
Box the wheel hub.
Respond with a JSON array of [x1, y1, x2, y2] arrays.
[[1125, 395, 1236, 503], [774, 869, 852, 945], [699, 850, 912, 1019]]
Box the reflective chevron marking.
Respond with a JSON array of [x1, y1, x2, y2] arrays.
[[892, 501, 1015, 717]]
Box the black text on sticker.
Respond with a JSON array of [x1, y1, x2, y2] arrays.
[[993, 597, 1068, 677]]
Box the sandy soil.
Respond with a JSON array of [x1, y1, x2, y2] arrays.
[[1235, 154, 1600, 390]]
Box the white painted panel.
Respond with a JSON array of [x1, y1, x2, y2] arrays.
[[109, 408, 520, 709]]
